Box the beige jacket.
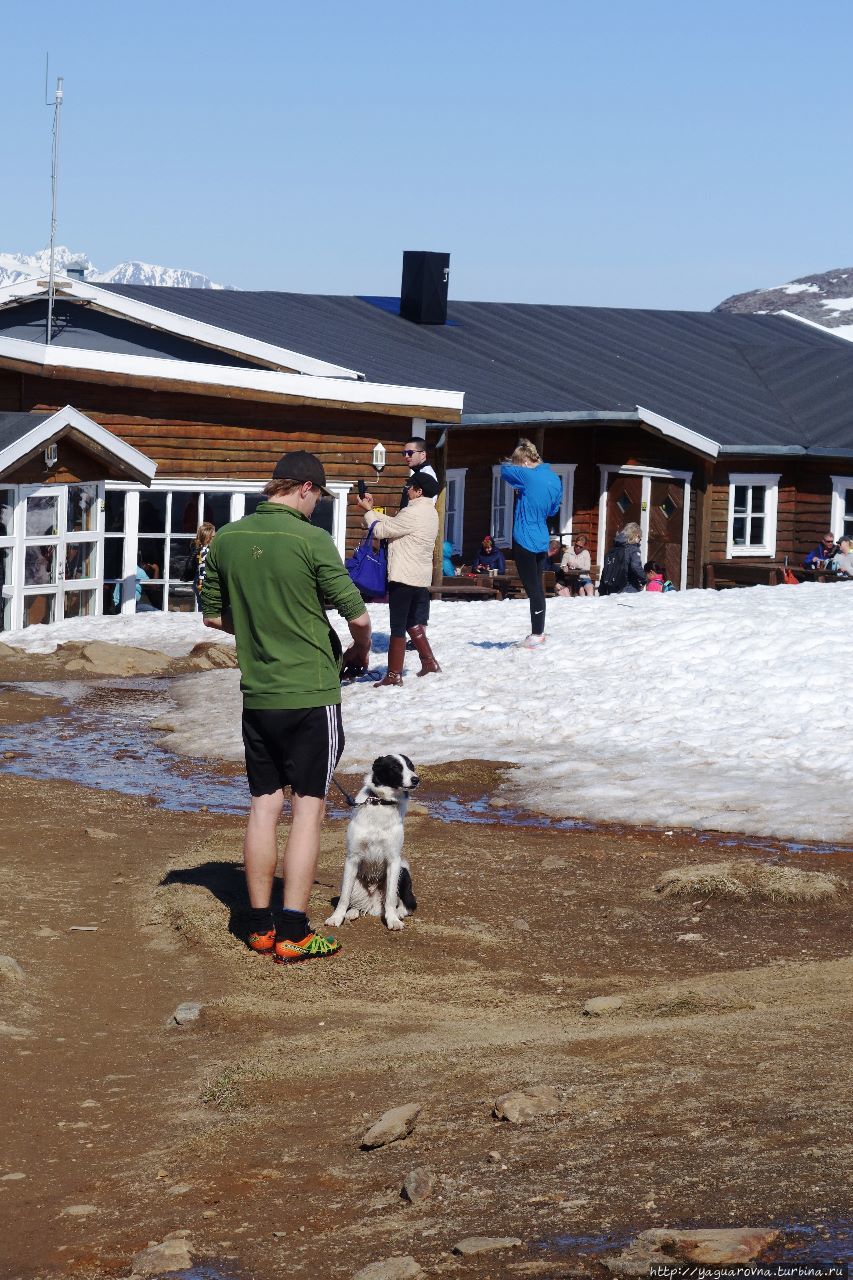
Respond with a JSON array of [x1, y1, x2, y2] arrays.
[[364, 498, 438, 588]]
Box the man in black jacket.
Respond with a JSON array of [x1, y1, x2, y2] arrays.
[[399, 437, 438, 510]]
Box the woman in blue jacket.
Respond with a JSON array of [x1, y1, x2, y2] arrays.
[[501, 438, 563, 648]]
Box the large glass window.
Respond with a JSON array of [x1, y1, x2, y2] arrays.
[[490, 466, 514, 548], [830, 476, 853, 541], [444, 469, 467, 554], [0, 488, 15, 633]]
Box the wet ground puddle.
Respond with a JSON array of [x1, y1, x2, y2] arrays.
[[1, 680, 850, 858]]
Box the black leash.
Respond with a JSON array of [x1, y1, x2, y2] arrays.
[[330, 777, 406, 808], [331, 776, 357, 807]]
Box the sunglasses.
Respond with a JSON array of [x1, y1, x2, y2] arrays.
[[402, 449, 422, 457]]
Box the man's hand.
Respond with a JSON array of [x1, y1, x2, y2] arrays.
[[356, 492, 375, 511], [341, 644, 370, 679]]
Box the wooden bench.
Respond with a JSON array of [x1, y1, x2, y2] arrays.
[[704, 561, 787, 589], [430, 577, 501, 601]]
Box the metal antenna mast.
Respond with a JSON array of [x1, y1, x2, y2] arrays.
[[44, 59, 64, 345]]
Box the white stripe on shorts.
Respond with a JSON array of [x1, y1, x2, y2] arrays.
[[324, 704, 338, 797]]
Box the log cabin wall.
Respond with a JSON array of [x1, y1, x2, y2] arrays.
[[0, 369, 420, 553]]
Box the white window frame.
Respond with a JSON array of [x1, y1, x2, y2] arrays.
[[550, 463, 577, 538], [0, 484, 19, 633], [490, 465, 515, 548], [830, 475, 853, 540], [443, 467, 467, 554], [725, 472, 780, 559], [597, 464, 693, 590]]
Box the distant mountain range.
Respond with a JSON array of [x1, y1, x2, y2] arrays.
[[0, 247, 232, 290], [715, 266, 853, 339]]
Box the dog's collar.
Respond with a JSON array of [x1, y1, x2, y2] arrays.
[[358, 795, 399, 807]]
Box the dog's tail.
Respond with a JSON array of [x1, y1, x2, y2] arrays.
[[398, 866, 417, 913]]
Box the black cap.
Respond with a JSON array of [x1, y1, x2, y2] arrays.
[[406, 471, 439, 498], [272, 450, 332, 497]]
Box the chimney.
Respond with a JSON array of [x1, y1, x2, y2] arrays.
[[400, 251, 450, 325], [66, 262, 86, 281]]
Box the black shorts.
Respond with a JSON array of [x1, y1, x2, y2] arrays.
[[241, 705, 344, 798]]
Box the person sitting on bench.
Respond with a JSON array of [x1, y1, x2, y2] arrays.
[[472, 534, 505, 575]]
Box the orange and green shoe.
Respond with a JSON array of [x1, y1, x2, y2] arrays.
[[247, 928, 275, 955], [273, 931, 342, 965]]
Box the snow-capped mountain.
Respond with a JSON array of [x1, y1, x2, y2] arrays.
[[715, 267, 853, 340], [0, 247, 233, 290]]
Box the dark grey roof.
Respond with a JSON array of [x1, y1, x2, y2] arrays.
[[0, 412, 54, 453], [55, 286, 853, 451]]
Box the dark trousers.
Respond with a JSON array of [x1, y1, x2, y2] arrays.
[[388, 581, 431, 637], [513, 543, 548, 635]]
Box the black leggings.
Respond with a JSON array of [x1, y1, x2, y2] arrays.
[[388, 581, 431, 637], [513, 543, 548, 634]]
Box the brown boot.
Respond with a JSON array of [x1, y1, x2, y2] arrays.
[[375, 634, 406, 688], [407, 624, 441, 677]]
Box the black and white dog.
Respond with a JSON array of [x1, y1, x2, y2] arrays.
[[326, 754, 419, 931]]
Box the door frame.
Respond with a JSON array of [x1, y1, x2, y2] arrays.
[[597, 464, 692, 590], [14, 482, 104, 629]]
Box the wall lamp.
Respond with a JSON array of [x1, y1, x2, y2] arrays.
[[372, 442, 386, 473]]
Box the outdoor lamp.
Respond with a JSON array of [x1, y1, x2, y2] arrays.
[[372, 442, 386, 473]]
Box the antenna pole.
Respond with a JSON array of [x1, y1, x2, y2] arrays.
[[45, 71, 64, 345]]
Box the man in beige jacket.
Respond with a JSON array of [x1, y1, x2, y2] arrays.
[[357, 472, 441, 687]]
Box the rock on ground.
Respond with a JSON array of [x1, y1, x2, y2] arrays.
[[494, 1085, 560, 1123], [583, 996, 623, 1016], [169, 1001, 203, 1026], [401, 1167, 434, 1203], [453, 1236, 522, 1255], [0, 955, 24, 982], [605, 1227, 782, 1274], [351, 1255, 424, 1279], [361, 1103, 422, 1149], [130, 1232, 193, 1276]]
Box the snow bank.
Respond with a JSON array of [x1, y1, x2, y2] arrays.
[[3, 586, 852, 843], [0, 610, 225, 658]]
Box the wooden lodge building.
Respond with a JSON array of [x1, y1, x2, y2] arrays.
[[2, 252, 853, 629]]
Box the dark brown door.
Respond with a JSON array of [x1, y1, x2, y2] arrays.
[[605, 474, 643, 553], [648, 478, 685, 588]]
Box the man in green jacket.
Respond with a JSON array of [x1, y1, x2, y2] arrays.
[[202, 451, 371, 964]]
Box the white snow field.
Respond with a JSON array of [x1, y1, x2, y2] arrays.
[[2, 585, 852, 844]]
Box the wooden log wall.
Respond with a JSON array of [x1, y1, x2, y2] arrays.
[[0, 370, 420, 553]]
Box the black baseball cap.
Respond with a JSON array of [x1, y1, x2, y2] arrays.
[[406, 471, 439, 498], [272, 450, 332, 496]]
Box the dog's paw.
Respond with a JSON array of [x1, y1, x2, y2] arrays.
[[385, 915, 405, 931], [345, 908, 360, 921], [325, 912, 346, 927]]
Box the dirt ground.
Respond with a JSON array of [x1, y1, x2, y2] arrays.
[[0, 679, 850, 1280]]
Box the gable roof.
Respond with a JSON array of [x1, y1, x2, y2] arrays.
[[0, 406, 157, 484], [96, 286, 853, 454]]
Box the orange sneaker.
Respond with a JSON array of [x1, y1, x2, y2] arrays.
[[273, 931, 342, 965], [247, 928, 275, 955]]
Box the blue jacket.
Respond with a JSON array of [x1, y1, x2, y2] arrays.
[[442, 541, 456, 576], [501, 463, 563, 553], [804, 541, 837, 568], [473, 545, 506, 573]]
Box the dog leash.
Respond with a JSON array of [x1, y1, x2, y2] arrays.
[[330, 776, 403, 808], [330, 776, 357, 807]]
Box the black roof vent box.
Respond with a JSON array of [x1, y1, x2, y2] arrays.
[[400, 251, 450, 325]]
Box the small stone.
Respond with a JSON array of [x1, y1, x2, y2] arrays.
[[170, 1001, 203, 1026], [1, 1172, 25, 1181], [130, 1235, 193, 1276], [361, 1103, 422, 1150], [84, 827, 116, 840], [676, 933, 704, 942], [583, 996, 624, 1017], [2, 750, 16, 759], [494, 1085, 560, 1124], [487, 1150, 503, 1163], [0, 956, 24, 983], [541, 856, 567, 870], [351, 1256, 424, 1280], [69, 926, 98, 932], [407, 801, 429, 817], [167, 1183, 193, 1195], [402, 1167, 434, 1203], [202, 1210, 217, 1219], [513, 919, 531, 932], [61, 1204, 98, 1216], [80, 1099, 100, 1108], [453, 1236, 522, 1256]]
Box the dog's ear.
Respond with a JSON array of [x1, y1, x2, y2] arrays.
[[372, 755, 404, 789], [401, 755, 416, 773]]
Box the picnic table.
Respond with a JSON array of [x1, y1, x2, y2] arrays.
[[430, 576, 501, 601]]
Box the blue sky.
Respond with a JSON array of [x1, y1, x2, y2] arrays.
[[3, 0, 851, 308]]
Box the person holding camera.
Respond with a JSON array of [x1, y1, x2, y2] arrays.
[[202, 451, 372, 965], [357, 472, 441, 685]]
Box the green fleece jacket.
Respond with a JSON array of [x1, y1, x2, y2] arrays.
[[201, 502, 366, 709]]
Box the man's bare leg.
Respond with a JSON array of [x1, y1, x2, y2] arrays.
[[282, 793, 326, 911], [243, 790, 284, 908]]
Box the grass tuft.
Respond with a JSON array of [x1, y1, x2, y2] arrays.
[[655, 859, 847, 903]]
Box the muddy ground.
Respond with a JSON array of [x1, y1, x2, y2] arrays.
[[0, 678, 850, 1280]]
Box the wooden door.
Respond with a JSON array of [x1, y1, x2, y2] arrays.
[[605, 474, 643, 551], [648, 478, 685, 588]]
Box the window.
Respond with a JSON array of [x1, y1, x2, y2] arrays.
[[549, 463, 577, 537], [444, 468, 467, 554], [490, 466, 515, 548], [831, 476, 853, 541], [726, 473, 780, 557], [0, 486, 17, 632]]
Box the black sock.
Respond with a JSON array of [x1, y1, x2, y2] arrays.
[[274, 908, 309, 942], [246, 906, 273, 933]]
